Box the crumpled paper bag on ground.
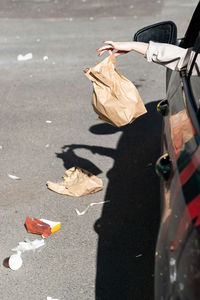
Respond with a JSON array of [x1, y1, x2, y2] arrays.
[[47, 166, 103, 197], [84, 55, 147, 127]]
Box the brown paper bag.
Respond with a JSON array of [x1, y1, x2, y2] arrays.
[[47, 166, 103, 197], [84, 55, 147, 127]]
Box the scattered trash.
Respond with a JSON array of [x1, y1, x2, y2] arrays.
[[89, 17, 94, 21], [25, 217, 61, 238], [12, 238, 45, 252], [47, 297, 60, 300], [17, 53, 33, 61], [75, 201, 110, 216], [4, 239, 45, 271], [46, 120, 52, 124], [8, 174, 21, 180], [11, 211, 17, 214], [45, 144, 50, 148], [40, 219, 61, 234], [0, 145, 3, 150], [47, 166, 103, 197], [8, 251, 23, 270], [135, 254, 143, 258], [43, 56, 48, 61]]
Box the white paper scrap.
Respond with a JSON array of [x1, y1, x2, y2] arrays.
[[47, 297, 60, 300], [17, 53, 33, 61], [75, 201, 110, 216], [43, 56, 48, 61], [135, 254, 143, 258], [8, 174, 21, 180], [12, 239, 45, 253], [46, 120, 52, 124]]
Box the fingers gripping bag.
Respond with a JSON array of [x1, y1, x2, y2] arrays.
[[84, 55, 147, 127]]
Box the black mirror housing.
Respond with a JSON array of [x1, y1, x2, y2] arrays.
[[133, 21, 177, 45]]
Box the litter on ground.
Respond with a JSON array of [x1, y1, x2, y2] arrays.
[[8, 251, 23, 270], [47, 166, 103, 197], [8, 174, 21, 180], [25, 217, 61, 238], [12, 238, 45, 252], [17, 53, 33, 61], [75, 200, 110, 216]]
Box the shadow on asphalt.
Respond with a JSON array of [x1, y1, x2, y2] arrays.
[[57, 101, 162, 300]]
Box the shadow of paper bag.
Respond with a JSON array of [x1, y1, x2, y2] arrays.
[[47, 166, 103, 197], [84, 55, 147, 127]]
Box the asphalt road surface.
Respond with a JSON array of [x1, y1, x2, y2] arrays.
[[0, 0, 198, 299]]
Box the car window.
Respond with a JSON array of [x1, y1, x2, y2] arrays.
[[188, 33, 200, 114]]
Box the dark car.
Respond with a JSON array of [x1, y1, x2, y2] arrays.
[[134, 2, 200, 299]]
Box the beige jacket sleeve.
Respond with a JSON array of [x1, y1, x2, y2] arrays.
[[144, 41, 192, 71]]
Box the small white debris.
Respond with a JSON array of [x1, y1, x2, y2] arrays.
[[17, 53, 33, 61], [135, 254, 143, 258], [47, 297, 60, 300], [46, 120, 52, 124], [43, 56, 48, 61], [8, 174, 21, 180], [75, 201, 110, 216], [36, 38, 40, 42], [82, 0, 87, 2], [112, 16, 117, 20], [0, 145, 3, 150], [9, 251, 23, 271], [129, 5, 134, 8], [69, 17, 73, 21], [45, 144, 50, 148], [12, 239, 45, 252], [52, 62, 56, 65], [89, 17, 94, 21]]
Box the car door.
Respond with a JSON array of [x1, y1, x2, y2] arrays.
[[155, 31, 200, 300]]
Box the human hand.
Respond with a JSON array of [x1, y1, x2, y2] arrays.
[[96, 41, 134, 57], [96, 41, 148, 57]]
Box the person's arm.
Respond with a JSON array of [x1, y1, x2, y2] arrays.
[[145, 41, 192, 71], [97, 41, 191, 71], [96, 40, 192, 71], [96, 41, 148, 57]]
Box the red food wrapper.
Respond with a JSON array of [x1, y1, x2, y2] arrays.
[[25, 217, 52, 238]]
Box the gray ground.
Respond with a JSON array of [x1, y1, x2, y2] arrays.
[[0, 0, 198, 299]]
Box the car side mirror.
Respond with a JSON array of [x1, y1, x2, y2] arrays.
[[133, 21, 177, 44]]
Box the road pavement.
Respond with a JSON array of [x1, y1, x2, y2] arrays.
[[0, 0, 198, 299]]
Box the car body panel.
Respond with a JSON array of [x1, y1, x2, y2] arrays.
[[154, 3, 200, 299]]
